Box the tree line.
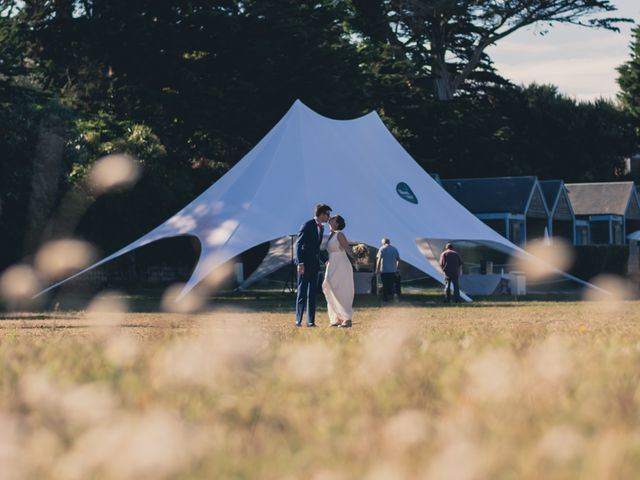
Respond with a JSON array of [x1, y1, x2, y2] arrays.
[[1, 0, 639, 268]]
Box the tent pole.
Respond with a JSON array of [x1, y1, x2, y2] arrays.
[[282, 235, 296, 294]]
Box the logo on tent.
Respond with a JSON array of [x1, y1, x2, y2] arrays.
[[396, 182, 418, 204]]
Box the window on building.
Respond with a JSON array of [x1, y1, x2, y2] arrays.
[[613, 221, 623, 244], [510, 221, 525, 245], [590, 220, 610, 244], [575, 226, 589, 245]]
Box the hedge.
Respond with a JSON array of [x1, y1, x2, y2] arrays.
[[568, 245, 629, 279]]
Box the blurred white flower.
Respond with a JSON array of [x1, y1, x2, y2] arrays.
[[425, 439, 480, 480], [20, 374, 117, 431], [466, 348, 517, 401], [583, 274, 635, 311], [105, 332, 141, 367], [34, 239, 96, 280], [282, 341, 335, 385], [382, 409, 429, 450], [85, 291, 128, 335], [153, 320, 266, 388], [24, 428, 63, 476], [311, 470, 348, 480], [357, 322, 416, 384], [55, 409, 196, 480], [537, 425, 584, 463], [59, 383, 118, 430], [161, 283, 205, 313], [87, 154, 141, 193], [0, 264, 41, 303], [526, 335, 572, 386], [364, 462, 405, 480], [200, 257, 235, 292], [510, 237, 574, 281], [0, 414, 26, 480]]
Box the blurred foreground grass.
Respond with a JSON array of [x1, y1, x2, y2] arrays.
[[1, 298, 640, 479]]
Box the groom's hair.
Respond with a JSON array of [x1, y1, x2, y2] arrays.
[[315, 203, 332, 217], [334, 215, 346, 230]]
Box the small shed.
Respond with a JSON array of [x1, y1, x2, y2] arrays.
[[441, 176, 550, 245], [565, 181, 640, 245], [539, 180, 581, 244]]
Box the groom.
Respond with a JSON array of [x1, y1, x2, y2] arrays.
[[294, 203, 332, 327]]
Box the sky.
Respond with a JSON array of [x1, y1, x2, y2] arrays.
[[487, 0, 639, 102]]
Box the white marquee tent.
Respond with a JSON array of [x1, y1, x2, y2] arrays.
[[37, 100, 598, 300]]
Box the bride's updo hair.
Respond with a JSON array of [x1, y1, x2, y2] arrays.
[[334, 215, 346, 231]]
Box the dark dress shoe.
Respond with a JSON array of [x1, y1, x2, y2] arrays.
[[295, 322, 302, 327], [307, 323, 316, 328]]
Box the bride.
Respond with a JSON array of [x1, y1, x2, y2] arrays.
[[322, 215, 354, 328]]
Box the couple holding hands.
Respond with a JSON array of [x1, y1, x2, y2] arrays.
[[294, 203, 354, 328]]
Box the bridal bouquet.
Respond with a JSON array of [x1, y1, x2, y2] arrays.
[[352, 243, 368, 260]]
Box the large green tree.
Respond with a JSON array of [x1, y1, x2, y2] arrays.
[[1, 0, 371, 258], [18, 0, 370, 176], [618, 25, 640, 122], [510, 84, 635, 181], [0, 0, 636, 271], [351, 0, 630, 100]]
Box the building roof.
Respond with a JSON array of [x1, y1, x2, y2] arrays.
[[565, 182, 636, 216], [440, 176, 542, 215], [539, 180, 575, 220], [539, 180, 563, 211]]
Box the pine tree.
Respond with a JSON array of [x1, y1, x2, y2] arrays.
[[618, 25, 640, 120]]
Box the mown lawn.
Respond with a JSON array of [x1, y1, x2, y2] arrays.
[[0, 295, 639, 479]]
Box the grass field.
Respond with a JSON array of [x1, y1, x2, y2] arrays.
[[1, 293, 640, 479]]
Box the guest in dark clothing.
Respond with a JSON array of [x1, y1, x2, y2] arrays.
[[439, 243, 463, 303], [375, 238, 400, 303]]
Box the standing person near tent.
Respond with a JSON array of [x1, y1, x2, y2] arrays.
[[439, 243, 463, 303], [322, 215, 355, 328], [295, 203, 332, 327], [375, 238, 400, 303]]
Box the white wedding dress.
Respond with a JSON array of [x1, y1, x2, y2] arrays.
[[322, 233, 354, 326]]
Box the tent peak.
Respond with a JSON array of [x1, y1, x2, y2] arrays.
[[290, 99, 379, 124]]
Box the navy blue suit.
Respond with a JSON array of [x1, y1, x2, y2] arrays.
[[294, 219, 324, 326]]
